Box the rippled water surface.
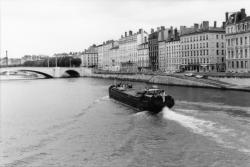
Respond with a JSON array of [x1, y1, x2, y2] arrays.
[[1, 78, 250, 167]]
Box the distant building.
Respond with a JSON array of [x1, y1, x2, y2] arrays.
[[0, 57, 8, 66], [109, 44, 120, 71], [180, 21, 226, 72], [81, 45, 98, 67], [102, 40, 116, 70], [148, 29, 159, 71], [97, 44, 104, 69], [118, 29, 148, 68], [8, 58, 22, 66], [158, 27, 181, 72], [225, 8, 250, 73], [21, 55, 48, 64], [138, 41, 149, 70]]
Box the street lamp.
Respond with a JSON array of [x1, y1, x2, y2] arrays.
[[55, 56, 58, 67]]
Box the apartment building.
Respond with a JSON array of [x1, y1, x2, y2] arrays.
[[225, 8, 250, 73], [81, 45, 98, 67], [118, 29, 148, 68], [158, 27, 181, 72], [138, 41, 149, 70], [180, 21, 226, 72]]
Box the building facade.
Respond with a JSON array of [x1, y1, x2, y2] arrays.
[[109, 43, 120, 71], [180, 21, 226, 72], [138, 42, 149, 70], [81, 45, 98, 67], [118, 29, 148, 70], [102, 40, 115, 70], [97, 44, 104, 69], [158, 27, 181, 72], [225, 8, 250, 73], [148, 30, 159, 71], [159, 40, 181, 72]]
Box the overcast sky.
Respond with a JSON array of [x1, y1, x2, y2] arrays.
[[1, 0, 250, 58]]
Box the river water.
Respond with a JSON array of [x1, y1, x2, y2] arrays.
[[1, 78, 250, 167]]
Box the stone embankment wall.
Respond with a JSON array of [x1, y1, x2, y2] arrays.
[[83, 73, 217, 88]]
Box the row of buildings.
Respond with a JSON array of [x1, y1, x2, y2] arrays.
[[80, 8, 250, 73], [0, 55, 49, 66]]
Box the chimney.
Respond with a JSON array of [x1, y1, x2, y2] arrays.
[[161, 26, 165, 30], [225, 12, 229, 22], [241, 8, 246, 18], [174, 28, 178, 40], [144, 36, 147, 43], [222, 21, 226, 29], [180, 26, 186, 35], [202, 21, 209, 30], [214, 21, 217, 28], [157, 27, 160, 31], [121, 35, 123, 38], [129, 30, 133, 36], [125, 32, 127, 37], [139, 29, 142, 33], [151, 28, 154, 33], [194, 23, 199, 29]]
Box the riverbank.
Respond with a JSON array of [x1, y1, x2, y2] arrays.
[[83, 72, 250, 92]]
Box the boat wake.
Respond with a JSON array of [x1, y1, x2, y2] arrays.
[[74, 95, 109, 118], [162, 107, 250, 154], [178, 100, 250, 114]]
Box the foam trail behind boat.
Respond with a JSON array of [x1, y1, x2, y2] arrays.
[[162, 107, 250, 154]]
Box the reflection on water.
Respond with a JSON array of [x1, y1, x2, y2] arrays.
[[1, 78, 250, 167]]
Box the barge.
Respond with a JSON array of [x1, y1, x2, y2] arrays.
[[109, 84, 174, 114]]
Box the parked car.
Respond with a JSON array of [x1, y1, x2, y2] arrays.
[[185, 73, 194, 77], [174, 70, 182, 73], [195, 75, 208, 79]]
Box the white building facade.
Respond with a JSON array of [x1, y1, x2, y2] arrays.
[[118, 29, 148, 67]]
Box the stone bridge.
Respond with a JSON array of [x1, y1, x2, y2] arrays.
[[0, 67, 93, 78]]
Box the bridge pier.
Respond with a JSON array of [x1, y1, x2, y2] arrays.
[[53, 67, 61, 78]]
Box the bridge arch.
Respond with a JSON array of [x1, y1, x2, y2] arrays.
[[18, 70, 53, 78], [63, 70, 80, 78]]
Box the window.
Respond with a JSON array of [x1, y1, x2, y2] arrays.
[[216, 35, 219, 39], [245, 37, 248, 45], [241, 61, 244, 68], [245, 49, 248, 58], [240, 37, 243, 45], [216, 42, 219, 48], [232, 61, 234, 68], [217, 50, 219, 55]]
